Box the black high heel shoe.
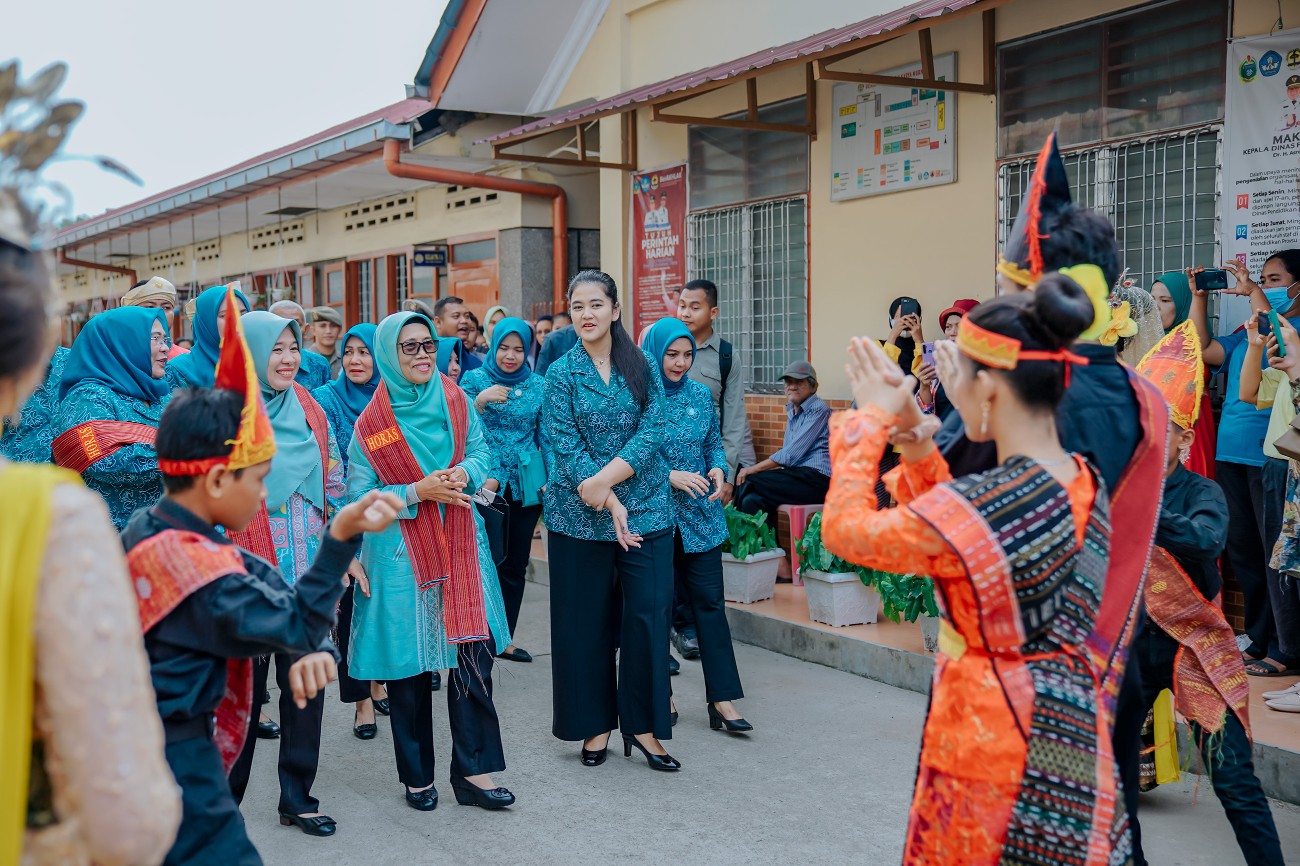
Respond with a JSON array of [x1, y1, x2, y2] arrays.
[[430, 670, 442, 691], [451, 779, 515, 809], [372, 697, 391, 716], [580, 735, 609, 767], [623, 735, 681, 771], [708, 703, 753, 733], [278, 813, 337, 836]]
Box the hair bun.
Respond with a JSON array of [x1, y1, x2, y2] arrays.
[[1030, 272, 1096, 349]]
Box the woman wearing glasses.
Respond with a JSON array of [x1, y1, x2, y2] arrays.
[[51, 306, 172, 530], [347, 311, 515, 812]]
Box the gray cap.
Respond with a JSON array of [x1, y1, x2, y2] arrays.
[[310, 306, 343, 326], [781, 359, 817, 383]]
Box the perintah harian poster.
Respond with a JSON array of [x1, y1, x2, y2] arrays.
[[830, 53, 957, 201]]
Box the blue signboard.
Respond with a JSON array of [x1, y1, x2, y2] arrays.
[[413, 248, 447, 267]]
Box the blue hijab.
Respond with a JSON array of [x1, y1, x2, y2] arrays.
[[481, 317, 534, 386], [643, 317, 696, 393], [436, 337, 464, 383], [167, 284, 250, 387], [242, 312, 326, 513], [60, 306, 170, 402], [326, 323, 379, 425]]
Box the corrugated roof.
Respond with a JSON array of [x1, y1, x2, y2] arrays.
[[485, 0, 981, 144]]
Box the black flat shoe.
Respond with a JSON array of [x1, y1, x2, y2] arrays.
[[623, 736, 681, 771], [708, 703, 753, 733], [256, 719, 281, 740], [668, 655, 680, 676], [353, 723, 377, 740], [372, 698, 391, 716], [404, 787, 438, 811], [497, 647, 534, 663], [430, 671, 442, 691], [452, 779, 515, 809], [278, 813, 336, 836], [670, 710, 679, 727]]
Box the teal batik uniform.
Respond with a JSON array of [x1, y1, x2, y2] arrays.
[[0, 346, 68, 464], [662, 378, 728, 553], [460, 367, 546, 498]]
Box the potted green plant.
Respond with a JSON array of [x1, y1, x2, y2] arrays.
[[720, 504, 785, 603], [870, 569, 942, 651], [794, 512, 881, 626]]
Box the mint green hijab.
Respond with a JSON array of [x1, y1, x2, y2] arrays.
[[242, 312, 327, 513], [374, 312, 454, 474]]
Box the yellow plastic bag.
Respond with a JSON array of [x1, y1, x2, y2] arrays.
[[1152, 688, 1180, 786]]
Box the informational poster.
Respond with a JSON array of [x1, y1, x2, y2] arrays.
[[829, 53, 957, 201], [1222, 28, 1300, 331], [628, 164, 687, 337]]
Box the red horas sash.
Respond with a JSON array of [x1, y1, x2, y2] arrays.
[[127, 529, 252, 772], [354, 376, 489, 643], [228, 384, 329, 564], [51, 420, 156, 474], [1146, 547, 1251, 738]]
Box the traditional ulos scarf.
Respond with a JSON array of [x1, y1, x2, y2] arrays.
[[52, 306, 169, 473], [165, 284, 250, 388], [355, 312, 489, 643], [481, 317, 534, 386], [1145, 546, 1251, 738], [127, 526, 252, 771], [643, 317, 696, 393], [325, 323, 379, 425]]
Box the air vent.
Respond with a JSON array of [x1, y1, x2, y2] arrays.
[[150, 249, 186, 270], [251, 221, 305, 251], [196, 240, 221, 263], [445, 187, 499, 211], [344, 194, 416, 233]]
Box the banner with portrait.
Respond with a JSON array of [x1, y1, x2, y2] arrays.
[[628, 164, 687, 337]]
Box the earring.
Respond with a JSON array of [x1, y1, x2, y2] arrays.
[[979, 401, 991, 438], [1179, 444, 1191, 465]]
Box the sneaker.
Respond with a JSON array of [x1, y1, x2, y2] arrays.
[[1265, 693, 1300, 712], [1263, 681, 1300, 699]]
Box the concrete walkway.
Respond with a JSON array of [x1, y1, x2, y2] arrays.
[[244, 582, 1300, 865]]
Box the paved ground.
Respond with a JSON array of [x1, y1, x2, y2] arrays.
[[245, 582, 1300, 865]]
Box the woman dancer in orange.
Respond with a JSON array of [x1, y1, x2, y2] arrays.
[[822, 272, 1134, 865]]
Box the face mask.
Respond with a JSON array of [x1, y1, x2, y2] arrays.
[[1264, 284, 1296, 312]]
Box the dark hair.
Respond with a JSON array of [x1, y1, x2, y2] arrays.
[[433, 296, 465, 319], [1041, 209, 1121, 287], [963, 271, 1095, 410], [553, 311, 572, 322], [536, 314, 554, 324], [466, 311, 480, 329], [567, 269, 651, 409], [157, 388, 246, 492], [0, 241, 53, 382], [682, 279, 719, 308], [1265, 249, 1300, 283]]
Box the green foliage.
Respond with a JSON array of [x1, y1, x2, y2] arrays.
[[795, 512, 938, 623], [722, 504, 778, 559]]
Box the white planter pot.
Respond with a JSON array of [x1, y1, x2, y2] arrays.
[[919, 615, 941, 653], [803, 570, 880, 626], [721, 548, 785, 603]]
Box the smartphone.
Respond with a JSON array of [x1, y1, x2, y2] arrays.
[[921, 341, 936, 368], [895, 297, 922, 319], [1259, 310, 1274, 338], [1270, 310, 1287, 358], [1199, 269, 1229, 291]]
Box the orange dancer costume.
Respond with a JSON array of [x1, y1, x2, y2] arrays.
[[823, 317, 1134, 866]]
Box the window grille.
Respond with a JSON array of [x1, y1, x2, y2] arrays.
[[396, 254, 409, 304], [357, 260, 372, 323], [687, 196, 808, 392]]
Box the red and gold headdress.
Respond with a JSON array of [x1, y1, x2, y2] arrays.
[[997, 133, 1072, 288], [956, 316, 1090, 384], [1136, 320, 1204, 431], [157, 285, 277, 475]]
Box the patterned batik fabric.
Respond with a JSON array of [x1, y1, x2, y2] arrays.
[[0, 347, 68, 464], [660, 379, 728, 553], [460, 367, 546, 500]]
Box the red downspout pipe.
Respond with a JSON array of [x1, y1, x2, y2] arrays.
[[56, 250, 138, 286], [383, 140, 568, 312]]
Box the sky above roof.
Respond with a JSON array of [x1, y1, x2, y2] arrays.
[[6, 1, 445, 218]]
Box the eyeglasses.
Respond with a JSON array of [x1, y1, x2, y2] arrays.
[[150, 334, 172, 347], [398, 339, 437, 356]]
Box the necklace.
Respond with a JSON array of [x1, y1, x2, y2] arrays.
[[591, 354, 611, 369]]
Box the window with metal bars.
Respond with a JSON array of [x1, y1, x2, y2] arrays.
[[357, 260, 373, 323], [997, 126, 1221, 322], [687, 196, 808, 392]]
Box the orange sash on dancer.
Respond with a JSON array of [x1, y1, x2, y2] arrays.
[[51, 420, 156, 474], [127, 529, 252, 771], [1146, 547, 1251, 737], [355, 377, 489, 643]]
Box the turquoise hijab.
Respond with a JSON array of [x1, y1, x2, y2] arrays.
[[242, 312, 326, 513], [326, 323, 380, 425], [643, 317, 696, 393], [1153, 271, 1192, 333], [59, 306, 169, 402], [436, 336, 464, 383], [376, 312, 455, 474], [482, 317, 533, 386], [167, 285, 250, 387]]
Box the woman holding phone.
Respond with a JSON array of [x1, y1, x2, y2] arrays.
[[1188, 249, 1300, 678]]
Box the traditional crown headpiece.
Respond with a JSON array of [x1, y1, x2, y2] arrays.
[[157, 284, 277, 476], [956, 314, 1090, 385], [1136, 320, 1204, 431], [997, 133, 1072, 287]]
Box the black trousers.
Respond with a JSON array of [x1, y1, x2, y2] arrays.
[[673, 534, 743, 702], [499, 491, 543, 637], [1111, 655, 1145, 857], [386, 641, 505, 788], [735, 466, 830, 531], [227, 653, 325, 815], [335, 584, 372, 704], [164, 735, 261, 866], [1217, 459, 1287, 661], [1132, 629, 1285, 866], [549, 528, 674, 741]]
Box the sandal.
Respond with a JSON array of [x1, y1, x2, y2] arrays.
[[1245, 658, 1300, 677]]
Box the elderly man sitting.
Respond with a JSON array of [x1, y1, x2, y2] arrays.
[[268, 300, 333, 390]]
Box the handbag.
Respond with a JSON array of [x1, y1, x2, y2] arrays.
[[1273, 412, 1300, 462], [517, 448, 547, 507]]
